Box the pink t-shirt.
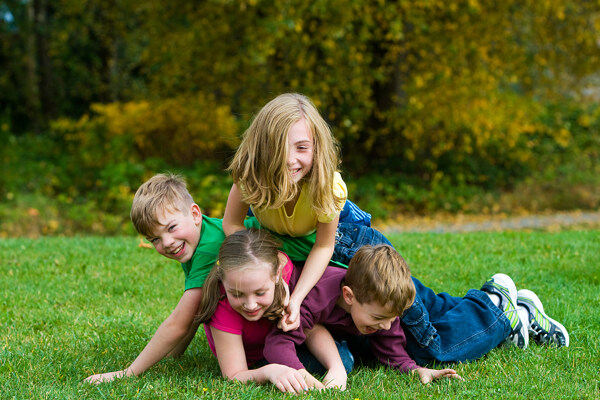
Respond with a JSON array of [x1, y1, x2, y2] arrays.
[[203, 252, 294, 366]]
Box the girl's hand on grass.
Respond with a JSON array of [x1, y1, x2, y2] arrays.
[[323, 367, 347, 390], [265, 365, 323, 393], [84, 369, 131, 384], [415, 367, 464, 384]]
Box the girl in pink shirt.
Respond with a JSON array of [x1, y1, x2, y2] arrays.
[[195, 229, 348, 393]]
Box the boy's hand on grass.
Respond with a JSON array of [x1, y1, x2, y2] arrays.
[[323, 367, 347, 390], [415, 367, 463, 384], [84, 368, 132, 384]]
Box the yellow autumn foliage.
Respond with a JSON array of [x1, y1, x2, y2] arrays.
[[90, 94, 239, 166]]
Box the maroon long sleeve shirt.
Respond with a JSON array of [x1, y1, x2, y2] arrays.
[[263, 265, 419, 372]]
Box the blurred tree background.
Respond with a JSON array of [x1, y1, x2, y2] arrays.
[[1, 0, 599, 237]]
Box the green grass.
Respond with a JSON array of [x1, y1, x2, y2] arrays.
[[1, 232, 599, 399]]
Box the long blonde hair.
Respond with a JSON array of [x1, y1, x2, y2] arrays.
[[228, 93, 343, 217], [195, 229, 288, 323]]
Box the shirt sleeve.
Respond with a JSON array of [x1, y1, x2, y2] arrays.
[[262, 284, 319, 370], [263, 324, 308, 370], [209, 299, 245, 335], [317, 171, 348, 224]]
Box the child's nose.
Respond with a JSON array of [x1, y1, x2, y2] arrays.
[[244, 298, 257, 309], [380, 320, 392, 330], [287, 151, 297, 166], [162, 235, 175, 247]]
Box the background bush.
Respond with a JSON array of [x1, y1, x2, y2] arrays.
[[1, 0, 599, 235]]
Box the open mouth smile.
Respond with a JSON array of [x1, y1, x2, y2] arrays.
[[169, 243, 185, 256]]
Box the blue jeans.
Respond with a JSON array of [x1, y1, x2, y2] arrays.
[[331, 223, 511, 365], [332, 222, 392, 265], [339, 199, 371, 227], [402, 278, 511, 365]]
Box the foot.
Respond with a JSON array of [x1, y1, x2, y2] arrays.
[[517, 289, 569, 347], [481, 273, 529, 349]]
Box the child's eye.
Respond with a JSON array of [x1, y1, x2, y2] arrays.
[[256, 291, 266, 296], [168, 224, 177, 232], [148, 237, 158, 244], [230, 293, 242, 298]]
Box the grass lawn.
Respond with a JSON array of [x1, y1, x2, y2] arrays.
[[1, 231, 599, 399]]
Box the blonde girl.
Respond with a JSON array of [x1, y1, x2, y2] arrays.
[[196, 229, 348, 393], [223, 93, 347, 330]]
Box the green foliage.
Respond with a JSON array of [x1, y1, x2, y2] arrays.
[[2, 0, 600, 233], [1, 232, 599, 398], [0, 119, 233, 236]]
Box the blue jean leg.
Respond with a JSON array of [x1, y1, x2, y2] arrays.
[[332, 223, 392, 266], [401, 277, 512, 366]]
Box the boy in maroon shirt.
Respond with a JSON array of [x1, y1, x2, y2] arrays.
[[263, 245, 462, 388]]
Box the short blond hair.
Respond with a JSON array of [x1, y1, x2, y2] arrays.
[[345, 245, 415, 316], [228, 93, 342, 216], [130, 173, 194, 237]]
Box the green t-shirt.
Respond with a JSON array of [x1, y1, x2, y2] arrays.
[[181, 216, 345, 291]]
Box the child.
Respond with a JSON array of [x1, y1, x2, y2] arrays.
[[195, 229, 353, 392], [264, 244, 569, 380], [327, 223, 569, 365], [83, 173, 339, 384], [264, 244, 462, 384], [223, 92, 361, 330]]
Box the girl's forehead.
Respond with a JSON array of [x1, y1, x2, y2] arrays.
[[224, 261, 274, 281], [288, 119, 313, 140]]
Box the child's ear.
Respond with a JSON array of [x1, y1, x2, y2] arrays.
[[190, 203, 202, 224], [275, 253, 286, 283], [341, 285, 355, 306]]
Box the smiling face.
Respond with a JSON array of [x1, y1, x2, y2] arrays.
[[340, 286, 399, 335], [146, 203, 202, 263], [222, 261, 279, 322], [286, 118, 314, 184]]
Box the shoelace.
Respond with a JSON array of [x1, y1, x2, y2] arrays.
[[530, 322, 565, 346]]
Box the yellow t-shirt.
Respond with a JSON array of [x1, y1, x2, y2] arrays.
[[250, 172, 347, 237]]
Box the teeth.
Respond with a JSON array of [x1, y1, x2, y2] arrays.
[[171, 243, 184, 254]]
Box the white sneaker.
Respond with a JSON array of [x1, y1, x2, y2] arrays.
[[517, 289, 569, 347], [481, 273, 529, 349]]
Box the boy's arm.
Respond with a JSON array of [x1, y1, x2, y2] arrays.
[[84, 287, 203, 383], [223, 183, 250, 236], [263, 314, 311, 370], [211, 326, 323, 393], [305, 324, 347, 390], [284, 216, 338, 331]]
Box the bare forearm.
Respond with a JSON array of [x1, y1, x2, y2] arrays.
[[289, 246, 333, 305], [305, 325, 344, 371], [127, 318, 191, 375]]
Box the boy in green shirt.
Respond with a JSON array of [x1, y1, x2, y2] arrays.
[[84, 173, 319, 383]]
